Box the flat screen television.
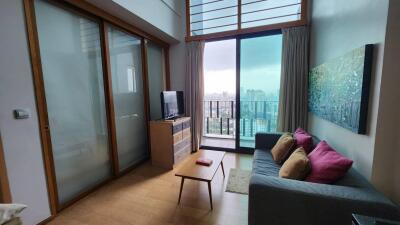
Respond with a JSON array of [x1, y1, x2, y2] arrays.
[[161, 91, 184, 120]]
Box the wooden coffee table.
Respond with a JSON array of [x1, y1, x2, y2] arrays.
[[175, 150, 225, 210]]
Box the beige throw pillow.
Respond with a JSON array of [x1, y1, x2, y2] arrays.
[[279, 147, 311, 180], [271, 133, 295, 164]]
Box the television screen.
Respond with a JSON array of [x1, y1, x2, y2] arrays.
[[176, 91, 184, 115], [161, 91, 184, 120]]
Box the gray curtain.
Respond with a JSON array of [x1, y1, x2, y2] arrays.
[[277, 26, 309, 132], [185, 41, 205, 152]]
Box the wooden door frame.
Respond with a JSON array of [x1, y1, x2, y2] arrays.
[[23, 0, 171, 216], [141, 38, 152, 162], [23, 0, 58, 214], [100, 22, 120, 176], [0, 133, 12, 203]]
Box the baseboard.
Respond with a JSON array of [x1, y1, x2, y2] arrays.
[[36, 215, 55, 225]]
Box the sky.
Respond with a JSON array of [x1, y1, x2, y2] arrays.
[[203, 35, 283, 95]]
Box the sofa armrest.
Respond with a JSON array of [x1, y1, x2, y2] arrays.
[[3, 218, 22, 225], [249, 174, 400, 225], [255, 132, 282, 150]]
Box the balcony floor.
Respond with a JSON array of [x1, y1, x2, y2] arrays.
[[201, 136, 235, 149], [201, 136, 255, 149]]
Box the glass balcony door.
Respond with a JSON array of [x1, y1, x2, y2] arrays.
[[239, 33, 283, 149], [201, 39, 236, 150], [107, 26, 148, 172]]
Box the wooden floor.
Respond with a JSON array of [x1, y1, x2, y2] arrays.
[[48, 152, 253, 225]]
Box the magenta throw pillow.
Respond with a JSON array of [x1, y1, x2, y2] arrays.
[[294, 128, 313, 153], [306, 141, 353, 184]]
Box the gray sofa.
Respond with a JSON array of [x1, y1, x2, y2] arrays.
[[249, 132, 400, 225]]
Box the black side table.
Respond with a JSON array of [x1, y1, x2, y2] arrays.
[[352, 214, 400, 225]]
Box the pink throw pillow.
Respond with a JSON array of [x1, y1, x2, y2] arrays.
[[294, 128, 312, 153], [306, 141, 353, 184]]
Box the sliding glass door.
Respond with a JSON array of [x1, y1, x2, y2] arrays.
[[107, 26, 148, 172], [35, 0, 112, 204], [239, 34, 283, 148], [202, 39, 236, 150], [30, 0, 169, 212], [200, 33, 282, 151]]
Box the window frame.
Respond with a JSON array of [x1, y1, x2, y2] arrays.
[[186, 0, 307, 42], [200, 29, 283, 153]]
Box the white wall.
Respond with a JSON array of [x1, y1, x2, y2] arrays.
[[0, 0, 51, 224], [308, 0, 389, 179], [112, 0, 183, 41], [168, 1, 187, 92], [371, 0, 400, 203], [84, 0, 187, 91]]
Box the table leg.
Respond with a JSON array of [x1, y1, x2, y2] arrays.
[[220, 161, 225, 178], [207, 181, 213, 210], [178, 177, 185, 204]]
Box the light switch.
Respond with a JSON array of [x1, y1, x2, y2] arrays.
[[13, 109, 30, 119]]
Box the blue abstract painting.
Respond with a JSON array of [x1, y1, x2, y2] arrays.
[[309, 45, 373, 134]]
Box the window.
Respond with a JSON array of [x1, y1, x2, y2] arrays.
[[187, 0, 306, 40], [241, 0, 302, 29], [239, 34, 283, 148], [202, 39, 236, 149], [201, 32, 283, 150], [190, 0, 238, 36]]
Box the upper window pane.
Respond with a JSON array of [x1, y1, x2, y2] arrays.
[[189, 0, 238, 36], [241, 0, 301, 29], [188, 0, 303, 37]]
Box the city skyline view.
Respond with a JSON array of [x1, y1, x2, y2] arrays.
[[203, 36, 282, 100]]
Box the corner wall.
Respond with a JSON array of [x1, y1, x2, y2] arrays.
[[111, 0, 183, 42], [371, 0, 400, 203], [0, 0, 51, 224], [308, 0, 389, 178]]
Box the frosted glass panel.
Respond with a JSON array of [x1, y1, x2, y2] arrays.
[[34, 0, 111, 204], [146, 42, 165, 120], [108, 26, 148, 171]]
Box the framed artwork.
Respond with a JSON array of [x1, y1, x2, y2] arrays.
[[309, 44, 373, 134]]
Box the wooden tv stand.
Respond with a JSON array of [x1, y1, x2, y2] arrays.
[[149, 117, 192, 169]]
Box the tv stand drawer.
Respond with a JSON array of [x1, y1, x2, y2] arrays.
[[172, 124, 182, 134], [174, 136, 191, 153], [174, 145, 191, 164], [150, 117, 192, 169], [182, 119, 191, 129]]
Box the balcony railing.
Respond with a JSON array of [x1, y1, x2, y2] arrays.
[[203, 100, 279, 138]]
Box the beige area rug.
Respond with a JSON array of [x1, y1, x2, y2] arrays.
[[225, 168, 251, 195]]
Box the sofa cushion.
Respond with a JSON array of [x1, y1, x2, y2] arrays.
[[306, 141, 353, 184], [0, 204, 26, 225], [294, 128, 313, 153], [253, 149, 280, 177], [279, 147, 311, 180], [271, 133, 295, 164]]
